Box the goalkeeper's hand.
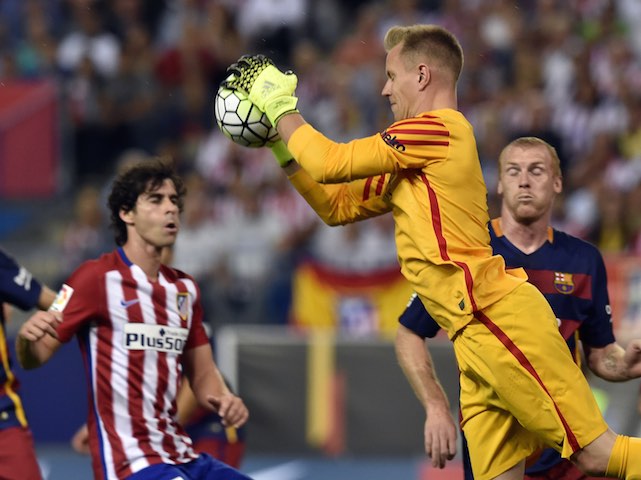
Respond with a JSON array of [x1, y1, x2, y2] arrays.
[[224, 54, 299, 125], [270, 140, 295, 168]]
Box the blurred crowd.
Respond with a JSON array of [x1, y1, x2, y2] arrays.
[[2, 0, 641, 328]]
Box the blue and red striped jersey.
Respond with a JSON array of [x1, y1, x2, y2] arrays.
[[0, 248, 43, 431]]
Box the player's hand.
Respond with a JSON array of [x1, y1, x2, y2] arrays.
[[623, 339, 641, 379], [206, 393, 249, 429], [224, 54, 274, 89], [71, 423, 91, 455], [18, 310, 62, 342], [224, 54, 299, 125], [270, 140, 295, 168], [424, 405, 457, 468]]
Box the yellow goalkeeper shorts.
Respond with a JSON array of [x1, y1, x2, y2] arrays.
[[453, 282, 608, 480]]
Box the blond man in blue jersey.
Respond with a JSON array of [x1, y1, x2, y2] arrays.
[[223, 24, 641, 480]]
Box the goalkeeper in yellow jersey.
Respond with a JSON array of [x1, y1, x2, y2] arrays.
[[223, 24, 641, 480]]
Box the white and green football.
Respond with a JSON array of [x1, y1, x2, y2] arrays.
[[214, 84, 279, 148]]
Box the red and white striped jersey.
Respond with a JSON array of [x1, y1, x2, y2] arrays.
[[52, 248, 209, 480]]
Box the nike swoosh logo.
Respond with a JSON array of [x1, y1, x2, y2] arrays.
[[120, 299, 140, 309]]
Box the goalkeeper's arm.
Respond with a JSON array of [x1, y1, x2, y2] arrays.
[[275, 113, 307, 146], [270, 140, 300, 175]]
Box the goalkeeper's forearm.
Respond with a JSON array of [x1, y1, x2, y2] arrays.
[[270, 139, 300, 174], [276, 113, 307, 144]]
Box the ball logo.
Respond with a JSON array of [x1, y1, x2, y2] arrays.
[[123, 323, 188, 353]]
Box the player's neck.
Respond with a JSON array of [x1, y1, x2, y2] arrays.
[[121, 242, 162, 281], [499, 215, 550, 254]]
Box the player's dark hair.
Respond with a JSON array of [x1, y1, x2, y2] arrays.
[[384, 24, 464, 82], [108, 158, 186, 246]]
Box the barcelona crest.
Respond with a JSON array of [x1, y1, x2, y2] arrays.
[[176, 292, 190, 323], [553, 272, 574, 294]]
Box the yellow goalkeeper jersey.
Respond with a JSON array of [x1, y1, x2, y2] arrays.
[[288, 109, 527, 337]]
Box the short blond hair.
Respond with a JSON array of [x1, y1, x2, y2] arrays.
[[498, 137, 562, 178], [383, 24, 464, 82]]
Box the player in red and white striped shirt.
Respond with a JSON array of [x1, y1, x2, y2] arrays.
[[16, 159, 251, 480]]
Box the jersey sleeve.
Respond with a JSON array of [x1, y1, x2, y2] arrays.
[[398, 292, 442, 339], [287, 166, 393, 225], [577, 247, 616, 348], [0, 249, 42, 311], [288, 116, 451, 183], [53, 262, 103, 343]]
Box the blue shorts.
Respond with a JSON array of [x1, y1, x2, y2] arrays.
[[126, 453, 252, 480]]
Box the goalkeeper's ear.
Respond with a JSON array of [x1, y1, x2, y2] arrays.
[[270, 140, 295, 168]]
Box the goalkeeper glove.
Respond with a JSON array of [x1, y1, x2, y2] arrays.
[[224, 55, 299, 125], [270, 140, 295, 168]]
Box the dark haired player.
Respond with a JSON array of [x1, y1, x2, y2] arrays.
[[16, 159, 251, 480]]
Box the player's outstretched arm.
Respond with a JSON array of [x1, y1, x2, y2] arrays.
[[395, 325, 457, 468], [182, 343, 249, 429], [16, 310, 63, 369], [269, 140, 392, 225], [585, 339, 641, 381]]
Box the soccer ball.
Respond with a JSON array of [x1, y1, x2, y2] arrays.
[[214, 85, 279, 148]]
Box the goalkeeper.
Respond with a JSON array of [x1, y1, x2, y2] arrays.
[[224, 24, 641, 479]]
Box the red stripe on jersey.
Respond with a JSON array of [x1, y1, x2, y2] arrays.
[[401, 139, 450, 146], [151, 281, 178, 459], [558, 319, 581, 342], [454, 261, 477, 311], [475, 311, 581, 453], [420, 173, 477, 310], [363, 177, 374, 201], [392, 118, 445, 128], [387, 128, 449, 136], [375, 175, 386, 196], [121, 273, 155, 475], [101, 276, 131, 478], [524, 270, 592, 300], [420, 173, 448, 259]]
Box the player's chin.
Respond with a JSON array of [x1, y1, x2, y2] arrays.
[[163, 225, 179, 236], [159, 232, 178, 246]]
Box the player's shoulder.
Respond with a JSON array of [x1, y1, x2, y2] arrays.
[[0, 249, 18, 269], [387, 110, 460, 131], [69, 251, 119, 280], [160, 264, 196, 284], [552, 229, 603, 259]]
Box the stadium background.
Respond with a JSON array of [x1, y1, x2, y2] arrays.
[[2, 0, 641, 478]]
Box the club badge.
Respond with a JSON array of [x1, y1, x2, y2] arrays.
[[553, 272, 574, 294]]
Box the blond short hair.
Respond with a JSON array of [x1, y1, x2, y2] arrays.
[[383, 24, 464, 82], [498, 137, 562, 178]]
